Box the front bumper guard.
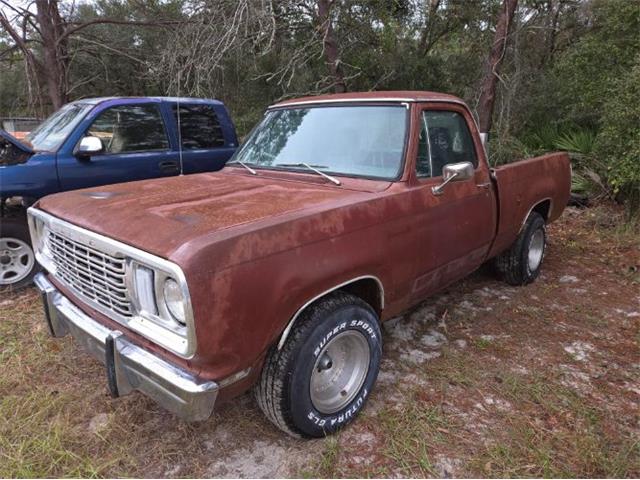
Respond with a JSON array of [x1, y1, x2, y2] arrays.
[[34, 273, 218, 421]]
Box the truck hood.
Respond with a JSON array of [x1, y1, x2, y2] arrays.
[[0, 129, 34, 154], [37, 170, 378, 260]]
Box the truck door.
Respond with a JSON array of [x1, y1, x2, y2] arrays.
[[409, 104, 496, 301], [168, 103, 237, 174], [57, 102, 179, 190]]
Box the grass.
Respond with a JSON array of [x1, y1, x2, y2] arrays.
[[425, 348, 484, 388], [474, 337, 492, 350], [0, 292, 134, 478], [0, 391, 128, 478], [471, 373, 640, 477], [300, 436, 340, 478], [377, 400, 451, 477]]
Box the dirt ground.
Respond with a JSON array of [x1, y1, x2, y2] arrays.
[[1, 203, 639, 478]]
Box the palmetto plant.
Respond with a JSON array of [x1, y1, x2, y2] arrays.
[[523, 124, 561, 152], [522, 126, 610, 201], [554, 130, 596, 159], [552, 129, 610, 201]]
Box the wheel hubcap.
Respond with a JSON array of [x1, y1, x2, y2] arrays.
[[528, 228, 545, 271], [0, 238, 35, 285], [310, 330, 370, 414]]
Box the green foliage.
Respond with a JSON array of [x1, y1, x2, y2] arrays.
[[550, 0, 640, 127], [0, 36, 30, 115], [554, 130, 597, 158], [523, 124, 563, 153], [571, 171, 592, 195], [487, 134, 531, 167], [520, 126, 597, 160], [513, 0, 640, 218], [594, 56, 640, 218]]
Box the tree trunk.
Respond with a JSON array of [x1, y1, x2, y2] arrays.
[[317, 0, 346, 93], [477, 0, 518, 133], [545, 0, 562, 66], [35, 0, 69, 109], [418, 0, 441, 55]]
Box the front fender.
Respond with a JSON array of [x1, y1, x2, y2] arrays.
[[0, 152, 58, 200], [184, 228, 388, 381]]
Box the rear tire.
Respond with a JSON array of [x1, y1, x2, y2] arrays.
[[255, 292, 382, 438], [0, 217, 39, 290], [495, 212, 546, 286]]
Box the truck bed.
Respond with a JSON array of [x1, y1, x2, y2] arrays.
[[489, 152, 571, 258]]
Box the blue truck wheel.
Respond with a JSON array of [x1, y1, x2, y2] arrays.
[[0, 217, 40, 289]]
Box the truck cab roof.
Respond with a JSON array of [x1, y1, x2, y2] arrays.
[[70, 96, 225, 106], [270, 90, 465, 109]]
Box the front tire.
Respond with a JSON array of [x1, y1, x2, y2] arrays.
[[255, 292, 382, 438], [495, 212, 546, 286], [0, 217, 39, 289]]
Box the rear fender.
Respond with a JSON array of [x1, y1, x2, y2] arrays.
[[518, 198, 552, 233]]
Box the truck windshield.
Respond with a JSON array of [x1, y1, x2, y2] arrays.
[[26, 103, 93, 152], [232, 105, 408, 180]]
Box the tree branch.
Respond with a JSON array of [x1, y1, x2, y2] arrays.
[[0, 11, 30, 55], [0, 40, 38, 60], [72, 36, 146, 64], [59, 18, 184, 44]]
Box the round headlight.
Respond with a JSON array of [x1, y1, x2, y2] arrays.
[[163, 278, 186, 325]]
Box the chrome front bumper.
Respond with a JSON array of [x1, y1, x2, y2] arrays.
[[34, 273, 218, 421]]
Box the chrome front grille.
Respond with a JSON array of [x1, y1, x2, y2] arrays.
[[47, 231, 133, 317]]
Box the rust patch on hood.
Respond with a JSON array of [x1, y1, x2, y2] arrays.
[[37, 170, 370, 259]]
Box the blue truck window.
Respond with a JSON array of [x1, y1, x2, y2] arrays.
[[27, 103, 93, 152], [172, 104, 225, 149], [87, 104, 169, 154]]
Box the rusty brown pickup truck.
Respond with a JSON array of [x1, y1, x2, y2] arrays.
[[28, 91, 570, 437]]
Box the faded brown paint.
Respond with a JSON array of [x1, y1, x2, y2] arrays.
[[488, 152, 571, 257], [35, 91, 571, 393]]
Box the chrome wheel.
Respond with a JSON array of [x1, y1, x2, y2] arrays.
[[528, 228, 544, 271], [310, 330, 370, 414], [0, 237, 35, 285]]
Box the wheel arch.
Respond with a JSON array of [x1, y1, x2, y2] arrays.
[[276, 275, 384, 350], [519, 198, 552, 233], [0, 198, 29, 219]]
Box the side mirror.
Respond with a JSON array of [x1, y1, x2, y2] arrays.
[[76, 136, 103, 157], [432, 162, 474, 196]]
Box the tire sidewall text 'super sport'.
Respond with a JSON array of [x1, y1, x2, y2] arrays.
[[288, 301, 382, 437]]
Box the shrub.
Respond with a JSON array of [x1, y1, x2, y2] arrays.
[[594, 57, 640, 219]]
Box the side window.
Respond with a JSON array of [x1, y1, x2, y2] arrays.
[[418, 110, 478, 178], [172, 104, 225, 149], [87, 104, 169, 154]]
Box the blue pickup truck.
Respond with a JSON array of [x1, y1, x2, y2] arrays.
[[0, 96, 238, 288]]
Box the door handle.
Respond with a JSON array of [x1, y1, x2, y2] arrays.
[[476, 182, 491, 189], [159, 160, 179, 174]]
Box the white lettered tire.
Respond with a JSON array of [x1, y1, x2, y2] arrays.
[[495, 212, 547, 285], [255, 292, 382, 437]]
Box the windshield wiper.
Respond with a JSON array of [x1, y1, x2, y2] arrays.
[[228, 160, 257, 175], [276, 163, 341, 186]]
